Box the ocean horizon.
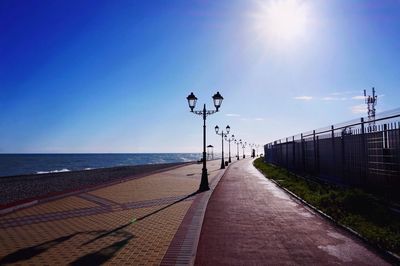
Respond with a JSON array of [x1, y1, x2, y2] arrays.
[[0, 153, 209, 177]]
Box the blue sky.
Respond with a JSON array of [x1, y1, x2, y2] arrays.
[[1, 0, 399, 153]]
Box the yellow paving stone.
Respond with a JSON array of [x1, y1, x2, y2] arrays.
[[0, 201, 192, 265], [89, 174, 198, 204], [4, 196, 99, 219], [0, 160, 223, 265]]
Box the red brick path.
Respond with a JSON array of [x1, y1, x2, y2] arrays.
[[195, 158, 389, 265]]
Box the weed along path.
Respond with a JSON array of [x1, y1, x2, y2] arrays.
[[195, 158, 389, 265]]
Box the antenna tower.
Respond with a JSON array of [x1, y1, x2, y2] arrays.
[[364, 87, 378, 124]]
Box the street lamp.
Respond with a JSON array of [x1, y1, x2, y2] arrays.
[[187, 91, 224, 192], [255, 144, 260, 157], [241, 140, 247, 158], [207, 145, 214, 160], [225, 134, 235, 163], [234, 139, 241, 160], [249, 143, 255, 158], [215, 125, 230, 169]]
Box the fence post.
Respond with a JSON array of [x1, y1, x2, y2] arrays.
[[279, 139, 282, 165], [316, 135, 320, 176], [383, 123, 388, 148], [286, 137, 289, 168], [292, 136, 296, 172], [361, 118, 367, 186], [341, 129, 346, 184], [301, 133, 305, 172], [331, 125, 336, 180], [313, 130, 317, 175]]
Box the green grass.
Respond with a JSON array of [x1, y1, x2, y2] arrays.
[[253, 158, 400, 255]]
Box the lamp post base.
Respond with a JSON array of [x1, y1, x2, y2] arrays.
[[220, 159, 225, 169], [198, 168, 210, 192], [243, 155, 245, 158]]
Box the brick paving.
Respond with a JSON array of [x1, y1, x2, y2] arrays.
[[195, 158, 390, 265], [0, 160, 225, 265]]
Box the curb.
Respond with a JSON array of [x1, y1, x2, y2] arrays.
[[189, 161, 236, 265], [161, 159, 238, 266], [0, 162, 194, 216], [253, 163, 400, 266]]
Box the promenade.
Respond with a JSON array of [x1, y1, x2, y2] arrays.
[[195, 159, 389, 265], [0, 160, 224, 265], [0, 158, 390, 265]]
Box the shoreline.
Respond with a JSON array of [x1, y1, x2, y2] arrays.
[[0, 162, 194, 207]]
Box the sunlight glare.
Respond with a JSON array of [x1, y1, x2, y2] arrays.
[[252, 0, 312, 46]]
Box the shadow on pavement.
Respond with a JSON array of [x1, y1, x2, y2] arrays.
[[82, 190, 199, 246], [0, 230, 132, 265], [0, 233, 78, 265], [70, 235, 134, 266], [1, 191, 200, 265]]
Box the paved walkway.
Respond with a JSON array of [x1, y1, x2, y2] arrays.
[[195, 158, 389, 265], [0, 160, 224, 265]]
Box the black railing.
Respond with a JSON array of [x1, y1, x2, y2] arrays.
[[264, 108, 400, 196]]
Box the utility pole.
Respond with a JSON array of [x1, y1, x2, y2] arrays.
[[364, 87, 378, 126]]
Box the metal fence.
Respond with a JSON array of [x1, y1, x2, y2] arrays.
[[264, 109, 400, 195]]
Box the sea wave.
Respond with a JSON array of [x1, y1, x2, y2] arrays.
[[180, 157, 191, 162], [0, 153, 203, 177], [36, 169, 71, 174]]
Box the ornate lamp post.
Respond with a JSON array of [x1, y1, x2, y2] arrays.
[[249, 143, 255, 158], [241, 140, 247, 158], [215, 125, 230, 169], [234, 139, 240, 160], [225, 134, 235, 163], [187, 91, 224, 192]]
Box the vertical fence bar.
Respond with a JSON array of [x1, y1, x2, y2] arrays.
[[279, 139, 282, 166], [361, 118, 367, 186], [301, 133, 305, 173], [316, 135, 320, 176], [341, 129, 346, 184], [384, 124, 388, 148], [331, 125, 336, 180], [286, 137, 289, 168], [313, 130, 316, 174], [292, 136, 296, 172], [383, 123, 389, 188]]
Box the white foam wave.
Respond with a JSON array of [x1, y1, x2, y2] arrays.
[[36, 169, 71, 174], [179, 157, 191, 162]]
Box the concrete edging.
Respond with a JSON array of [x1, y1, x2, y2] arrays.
[[253, 163, 400, 265]]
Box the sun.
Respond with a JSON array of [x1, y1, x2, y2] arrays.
[[252, 0, 311, 45]]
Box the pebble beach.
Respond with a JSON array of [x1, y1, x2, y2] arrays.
[[0, 162, 191, 206]]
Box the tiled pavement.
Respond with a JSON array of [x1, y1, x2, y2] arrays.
[[0, 160, 226, 265]]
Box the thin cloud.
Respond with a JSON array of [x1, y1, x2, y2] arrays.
[[294, 96, 313, 100], [254, 118, 264, 121], [351, 104, 367, 114], [330, 90, 359, 96], [322, 97, 347, 101], [226, 113, 241, 117], [351, 95, 365, 100]]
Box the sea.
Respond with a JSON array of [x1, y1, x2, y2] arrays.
[[0, 153, 203, 177]]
